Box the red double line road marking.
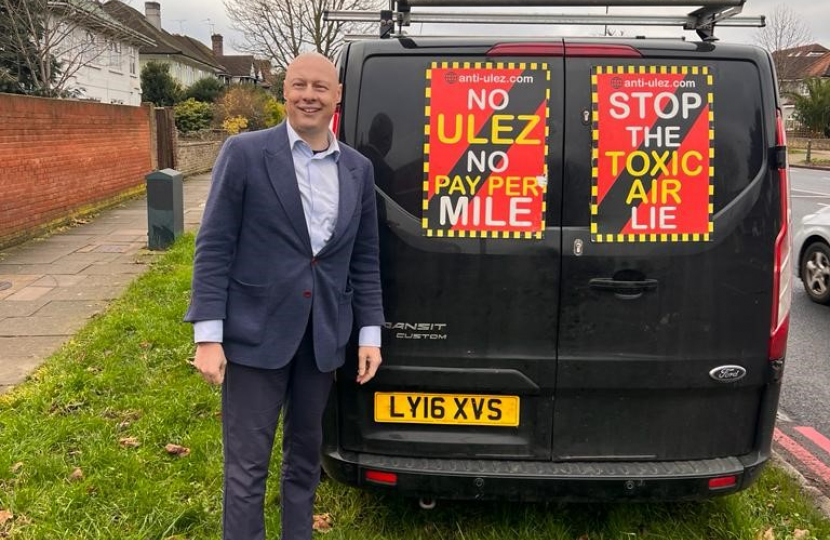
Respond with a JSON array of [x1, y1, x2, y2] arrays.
[[774, 427, 830, 484], [795, 426, 830, 456]]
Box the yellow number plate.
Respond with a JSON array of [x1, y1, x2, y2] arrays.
[[374, 392, 520, 427]]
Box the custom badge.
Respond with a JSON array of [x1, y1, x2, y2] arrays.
[[592, 65, 715, 243], [422, 61, 550, 239]]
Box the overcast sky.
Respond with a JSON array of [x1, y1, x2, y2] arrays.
[[116, 0, 830, 57]]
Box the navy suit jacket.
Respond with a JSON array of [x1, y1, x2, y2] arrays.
[[184, 123, 384, 372]]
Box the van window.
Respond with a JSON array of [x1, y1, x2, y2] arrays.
[[355, 56, 436, 216], [562, 59, 766, 227], [707, 61, 766, 210]]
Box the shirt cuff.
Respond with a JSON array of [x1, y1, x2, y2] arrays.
[[358, 326, 381, 347], [194, 320, 223, 343]]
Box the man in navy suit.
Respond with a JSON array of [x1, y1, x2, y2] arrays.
[[184, 52, 384, 540]]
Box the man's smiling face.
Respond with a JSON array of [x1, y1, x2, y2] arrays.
[[283, 54, 342, 146]]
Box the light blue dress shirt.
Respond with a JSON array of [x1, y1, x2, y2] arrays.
[[194, 123, 381, 348]]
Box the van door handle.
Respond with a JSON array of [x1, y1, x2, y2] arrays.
[[589, 278, 659, 294]]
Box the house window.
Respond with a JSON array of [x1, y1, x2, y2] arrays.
[[129, 49, 137, 75], [109, 41, 122, 71], [84, 31, 100, 66]]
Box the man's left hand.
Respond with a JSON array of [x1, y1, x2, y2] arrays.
[[356, 346, 382, 385]]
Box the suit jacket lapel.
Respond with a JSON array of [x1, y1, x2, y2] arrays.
[[263, 123, 312, 253], [320, 157, 359, 256]]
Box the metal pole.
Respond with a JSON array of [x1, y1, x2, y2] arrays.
[[807, 140, 812, 164], [604, 4, 609, 36], [325, 9, 764, 27], [403, 0, 744, 6]]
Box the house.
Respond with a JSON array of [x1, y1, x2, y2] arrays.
[[102, 1, 225, 90], [255, 59, 277, 91], [771, 43, 830, 129], [49, 0, 155, 106], [211, 34, 262, 86]]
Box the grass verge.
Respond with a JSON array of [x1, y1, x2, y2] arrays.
[[789, 149, 830, 167], [0, 234, 828, 539]]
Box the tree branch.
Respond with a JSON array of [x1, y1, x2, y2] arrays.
[[225, 0, 384, 68]]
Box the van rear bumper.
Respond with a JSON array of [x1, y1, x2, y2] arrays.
[[321, 448, 768, 501]]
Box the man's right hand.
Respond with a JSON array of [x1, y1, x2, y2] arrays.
[[192, 342, 227, 385]]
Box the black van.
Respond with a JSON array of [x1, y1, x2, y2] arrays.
[[322, 0, 792, 501]]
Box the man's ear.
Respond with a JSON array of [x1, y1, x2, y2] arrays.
[[336, 83, 343, 104]]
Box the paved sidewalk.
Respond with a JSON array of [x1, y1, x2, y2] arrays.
[[0, 173, 210, 393]]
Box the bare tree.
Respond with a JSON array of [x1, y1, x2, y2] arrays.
[[225, 0, 384, 71], [754, 4, 813, 81], [0, 0, 137, 96]]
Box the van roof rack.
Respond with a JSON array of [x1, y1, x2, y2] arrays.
[[324, 0, 764, 42]]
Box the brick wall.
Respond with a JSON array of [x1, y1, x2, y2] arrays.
[[789, 137, 830, 151], [0, 94, 153, 249], [176, 131, 226, 176]]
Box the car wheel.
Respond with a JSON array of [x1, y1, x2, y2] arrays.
[[801, 241, 830, 305]]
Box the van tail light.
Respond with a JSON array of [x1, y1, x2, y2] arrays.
[[365, 470, 397, 485], [708, 475, 737, 490], [769, 110, 791, 362], [330, 104, 341, 138]]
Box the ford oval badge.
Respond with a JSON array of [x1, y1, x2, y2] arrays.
[[709, 365, 747, 383]]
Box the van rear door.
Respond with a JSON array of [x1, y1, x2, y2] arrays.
[[337, 41, 565, 460], [555, 41, 779, 461]]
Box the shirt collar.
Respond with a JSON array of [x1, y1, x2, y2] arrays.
[[285, 121, 341, 161]]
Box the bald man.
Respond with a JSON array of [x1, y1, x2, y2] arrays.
[[185, 52, 384, 540]]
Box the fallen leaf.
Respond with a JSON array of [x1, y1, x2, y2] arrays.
[[793, 530, 810, 540], [312, 513, 333, 533], [122, 410, 142, 422], [116, 421, 131, 430], [755, 528, 775, 540], [0, 510, 12, 525], [9, 463, 23, 474], [49, 401, 85, 415], [69, 468, 84, 482], [165, 444, 191, 457], [119, 437, 140, 448]]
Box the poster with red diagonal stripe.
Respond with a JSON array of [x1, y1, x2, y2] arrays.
[[422, 62, 550, 240], [592, 65, 714, 243]]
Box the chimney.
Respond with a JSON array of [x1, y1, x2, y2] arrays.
[[212, 34, 224, 57], [145, 2, 161, 30]]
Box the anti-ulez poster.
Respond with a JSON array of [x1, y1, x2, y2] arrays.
[[422, 61, 550, 239], [592, 65, 715, 243]]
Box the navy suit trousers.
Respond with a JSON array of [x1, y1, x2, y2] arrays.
[[221, 321, 334, 540]]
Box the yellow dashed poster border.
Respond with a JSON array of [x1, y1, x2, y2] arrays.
[[590, 65, 715, 244], [422, 61, 550, 240]]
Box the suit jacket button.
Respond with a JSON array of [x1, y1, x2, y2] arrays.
[[303, 290, 312, 298]]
